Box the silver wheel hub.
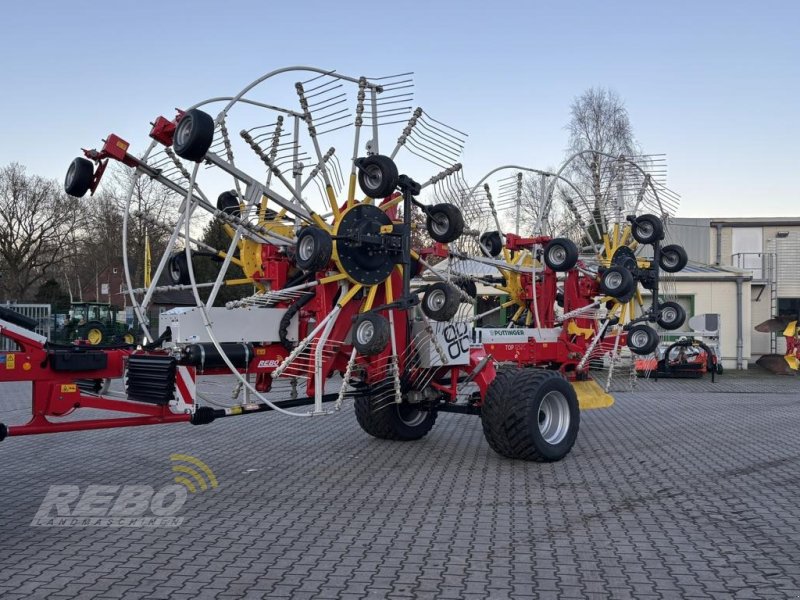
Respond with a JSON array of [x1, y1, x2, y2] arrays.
[[176, 118, 192, 145], [364, 165, 382, 189], [427, 289, 446, 311], [631, 330, 650, 347], [356, 320, 374, 345], [662, 307, 677, 322], [638, 222, 653, 237], [538, 391, 570, 445], [549, 246, 566, 264], [606, 271, 623, 289], [398, 404, 426, 427], [431, 214, 449, 235], [299, 235, 315, 261]]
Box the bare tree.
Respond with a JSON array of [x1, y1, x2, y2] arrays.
[[105, 166, 181, 287], [507, 173, 584, 240], [562, 88, 640, 242], [66, 165, 182, 298], [0, 163, 84, 301]]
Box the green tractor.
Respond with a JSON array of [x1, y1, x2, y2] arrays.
[[55, 302, 136, 346]]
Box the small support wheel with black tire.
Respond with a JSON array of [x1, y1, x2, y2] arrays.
[[543, 238, 579, 272], [295, 226, 332, 272], [631, 213, 664, 244], [173, 109, 215, 162], [216, 190, 241, 217], [659, 244, 688, 273], [426, 204, 464, 243], [480, 231, 503, 257], [352, 313, 390, 356], [599, 266, 634, 300], [480, 368, 580, 462], [356, 155, 399, 198], [656, 301, 686, 330], [354, 384, 438, 441], [64, 157, 94, 197], [421, 282, 460, 322], [626, 324, 660, 355], [123, 331, 136, 345]]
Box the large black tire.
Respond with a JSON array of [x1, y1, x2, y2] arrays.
[[354, 386, 438, 441], [64, 157, 94, 197], [426, 204, 464, 243], [481, 369, 580, 462], [656, 301, 686, 330], [357, 155, 399, 198], [295, 226, 332, 271], [659, 244, 688, 273], [543, 238, 579, 272], [353, 313, 390, 356], [480, 231, 503, 257], [173, 109, 215, 162], [216, 190, 241, 217], [169, 253, 191, 285], [421, 282, 460, 322], [626, 324, 660, 355], [599, 266, 634, 299], [631, 213, 664, 244]]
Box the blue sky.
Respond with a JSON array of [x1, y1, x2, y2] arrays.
[[1, 0, 797, 217]]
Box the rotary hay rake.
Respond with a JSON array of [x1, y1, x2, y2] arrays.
[[0, 67, 689, 464], [0, 67, 566, 461], [433, 152, 690, 397]]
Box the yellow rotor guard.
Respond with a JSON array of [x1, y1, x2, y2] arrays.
[[572, 379, 615, 410]]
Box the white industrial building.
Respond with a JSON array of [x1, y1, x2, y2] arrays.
[[665, 217, 800, 368]]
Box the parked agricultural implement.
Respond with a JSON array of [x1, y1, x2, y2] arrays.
[[755, 316, 799, 374], [0, 66, 688, 462]]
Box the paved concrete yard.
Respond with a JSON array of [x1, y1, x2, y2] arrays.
[[0, 370, 798, 599]]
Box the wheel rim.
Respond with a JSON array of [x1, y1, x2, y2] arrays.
[[87, 329, 102, 345], [662, 307, 677, 324], [364, 164, 383, 191], [431, 213, 449, 236], [356, 320, 374, 345], [548, 245, 566, 266], [124, 333, 135, 344], [397, 403, 426, 427], [605, 271, 623, 289], [298, 235, 315, 261], [170, 259, 182, 282], [538, 391, 570, 445], [662, 252, 678, 268], [637, 221, 653, 238], [175, 116, 193, 146], [427, 288, 447, 311], [630, 329, 651, 349]]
